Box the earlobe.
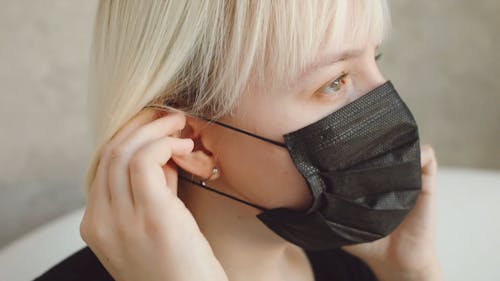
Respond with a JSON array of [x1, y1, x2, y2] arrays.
[[204, 167, 220, 182], [172, 147, 218, 180]]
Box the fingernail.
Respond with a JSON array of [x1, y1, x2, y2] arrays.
[[180, 138, 194, 150]]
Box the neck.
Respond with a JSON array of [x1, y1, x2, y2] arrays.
[[177, 175, 297, 278]]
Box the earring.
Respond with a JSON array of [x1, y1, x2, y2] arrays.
[[201, 167, 219, 186]]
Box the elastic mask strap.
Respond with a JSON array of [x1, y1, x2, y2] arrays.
[[144, 104, 286, 148], [184, 118, 280, 211], [178, 174, 269, 212], [198, 116, 287, 148], [143, 104, 275, 211]]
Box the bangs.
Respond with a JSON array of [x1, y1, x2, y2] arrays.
[[85, 0, 392, 193], [251, 0, 391, 89]]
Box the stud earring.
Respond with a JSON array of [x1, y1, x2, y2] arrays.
[[201, 167, 219, 186]]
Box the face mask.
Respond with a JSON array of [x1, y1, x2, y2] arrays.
[[175, 80, 422, 251]]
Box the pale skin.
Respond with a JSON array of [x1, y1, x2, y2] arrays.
[[80, 37, 444, 281]]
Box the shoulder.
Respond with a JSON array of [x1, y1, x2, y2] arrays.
[[33, 246, 114, 281], [305, 247, 378, 281]]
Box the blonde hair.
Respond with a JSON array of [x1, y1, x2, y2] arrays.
[[85, 0, 391, 195]]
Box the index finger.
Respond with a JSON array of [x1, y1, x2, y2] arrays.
[[88, 108, 164, 204], [109, 108, 160, 146]]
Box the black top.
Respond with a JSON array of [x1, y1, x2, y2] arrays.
[[33, 246, 378, 281]]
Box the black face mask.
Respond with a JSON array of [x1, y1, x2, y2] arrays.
[[175, 80, 422, 251]]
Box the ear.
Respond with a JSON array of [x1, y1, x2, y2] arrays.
[[171, 115, 219, 181]]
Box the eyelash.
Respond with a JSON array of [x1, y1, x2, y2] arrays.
[[321, 72, 348, 94], [320, 52, 383, 96]]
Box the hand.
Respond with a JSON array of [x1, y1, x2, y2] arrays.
[[80, 109, 228, 281], [341, 144, 445, 281]]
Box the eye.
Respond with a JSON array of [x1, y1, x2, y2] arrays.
[[319, 53, 382, 96], [321, 72, 348, 95]]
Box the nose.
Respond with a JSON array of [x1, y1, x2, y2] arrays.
[[349, 55, 387, 101]]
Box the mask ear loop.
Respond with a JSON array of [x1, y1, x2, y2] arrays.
[[177, 174, 269, 212], [143, 103, 269, 212], [143, 103, 287, 148], [198, 117, 287, 148]]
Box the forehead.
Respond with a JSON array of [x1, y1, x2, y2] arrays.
[[253, 0, 390, 92], [316, 0, 387, 59], [300, 38, 381, 80], [310, 1, 388, 76]]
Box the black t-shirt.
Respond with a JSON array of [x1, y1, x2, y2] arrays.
[[33, 246, 378, 281]]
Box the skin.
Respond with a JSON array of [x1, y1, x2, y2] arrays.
[[80, 37, 444, 280]]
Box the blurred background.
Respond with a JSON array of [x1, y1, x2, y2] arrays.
[[0, 0, 499, 280]]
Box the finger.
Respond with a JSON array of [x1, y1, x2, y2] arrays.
[[162, 160, 179, 195], [129, 136, 194, 211], [420, 144, 438, 176], [109, 108, 159, 145], [87, 108, 159, 203], [107, 112, 188, 212], [420, 144, 438, 195], [393, 144, 439, 240]]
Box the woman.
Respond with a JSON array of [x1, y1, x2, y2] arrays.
[[35, 0, 444, 280]]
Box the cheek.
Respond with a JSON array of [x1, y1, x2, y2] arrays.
[[217, 133, 313, 211], [262, 149, 312, 210]]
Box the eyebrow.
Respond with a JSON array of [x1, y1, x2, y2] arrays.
[[300, 45, 380, 78]]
